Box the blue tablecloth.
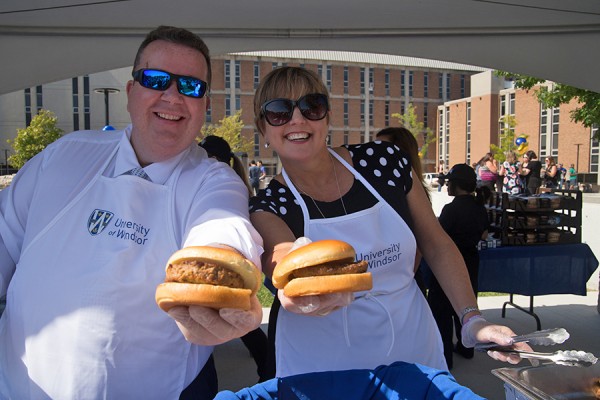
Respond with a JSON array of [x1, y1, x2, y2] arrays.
[[478, 243, 598, 296], [214, 361, 484, 400]]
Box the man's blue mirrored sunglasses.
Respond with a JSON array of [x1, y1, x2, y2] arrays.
[[132, 69, 209, 99]]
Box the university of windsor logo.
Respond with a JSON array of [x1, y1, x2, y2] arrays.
[[88, 209, 114, 236]]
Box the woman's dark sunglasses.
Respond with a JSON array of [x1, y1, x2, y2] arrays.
[[261, 93, 329, 126], [132, 69, 209, 99]]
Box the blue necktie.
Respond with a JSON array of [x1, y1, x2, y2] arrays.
[[123, 167, 151, 182]]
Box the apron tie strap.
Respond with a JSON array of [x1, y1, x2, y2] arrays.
[[344, 292, 396, 356]]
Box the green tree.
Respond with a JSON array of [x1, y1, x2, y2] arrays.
[[495, 71, 600, 140], [490, 115, 528, 163], [391, 103, 436, 158], [199, 110, 253, 155], [7, 109, 63, 169]]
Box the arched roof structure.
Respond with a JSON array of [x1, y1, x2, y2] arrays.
[[1, 0, 600, 94]]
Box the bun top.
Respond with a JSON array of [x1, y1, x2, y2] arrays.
[[166, 246, 262, 294], [272, 239, 356, 289]]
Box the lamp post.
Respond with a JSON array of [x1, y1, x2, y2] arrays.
[[574, 143, 582, 172], [94, 88, 120, 127]]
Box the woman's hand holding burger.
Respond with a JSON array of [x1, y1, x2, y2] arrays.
[[275, 237, 371, 316]]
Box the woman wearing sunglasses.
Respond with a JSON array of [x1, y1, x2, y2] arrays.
[[249, 67, 528, 379]]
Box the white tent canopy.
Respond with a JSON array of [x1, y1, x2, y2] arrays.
[[1, 0, 600, 94]]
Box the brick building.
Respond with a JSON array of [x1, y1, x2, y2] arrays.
[[437, 71, 599, 186], [0, 51, 485, 175]]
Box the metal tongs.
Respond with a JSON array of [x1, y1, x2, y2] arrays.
[[475, 328, 598, 367], [475, 327, 570, 350]]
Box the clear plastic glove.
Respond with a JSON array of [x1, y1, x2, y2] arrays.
[[278, 290, 353, 316], [167, 296, 263, 346], [289, 236, 312, 252], [461, 315, 532, 364]]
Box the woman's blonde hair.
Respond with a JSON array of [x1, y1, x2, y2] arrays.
[[253, 66, 329, 135], [504, 150, 517, 164]]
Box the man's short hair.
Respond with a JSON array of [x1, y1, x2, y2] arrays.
[[132, 25, 212, 86]]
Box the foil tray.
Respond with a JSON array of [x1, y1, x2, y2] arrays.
[[493, 363, 600, 400]]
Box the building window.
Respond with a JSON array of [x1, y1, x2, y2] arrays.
[[24, 88, 32, 126], [235, 95, 241, 112], [408, 71, 413, 97], [225, 97, 231, 116], [206, 102, 212, 123], [343, 67, 349, 94], [72, 77, 79, 131], [224, 61, 230, 89], [438, 74, 443, 99], [272, 62, 278, 70], [445, 74, 451, 99], [460, 75, 466, 98], [401, 71, 405, 96], [343, 130, 349, 145], [83, 75, 90, 130], [360, 68, 365, 92], [540, 107, 548, 157], [254, 132, 261, 157], [343, 99, 349, 126], [466, 102, 471, 165], [551, 107, 560, 157], [318, 64, 323, 79], [445, 106, 450, 159], [500, 94, 507, 117], [385, 69, 390, 96], [253, 62, 260, 89], [234, 61, 241, 89], [369, 99, 374, 127], [36, 85, 43, 113], [509, 93, 516, 115], [423, 102, 428, 127], [360, 99, 365, 125], [326, 65, 332, 90], [591, 125, 599, 173], [438, 108, 445, 162], [424, 72, 429, 98], [385, 100, 390, 125], [369, 69, 374, 93]]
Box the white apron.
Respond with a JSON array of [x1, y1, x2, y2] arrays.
[[0, 147, 209, 399], [276, 149, 445, 377]]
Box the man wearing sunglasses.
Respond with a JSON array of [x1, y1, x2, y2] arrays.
[[0, 26, 263, 399]]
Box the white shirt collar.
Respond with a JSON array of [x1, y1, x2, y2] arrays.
[[113, 124, 192, 185]]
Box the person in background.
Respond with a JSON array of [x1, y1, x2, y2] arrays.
[[375, 127, 429, 294], [476, 152, 498, 191], [542, 156, 558, 189], [257, 160, 267, 181], [427, 164, 490, 369], [248, 160, 261, 196], [557, 163, 567, 189], [0, 26, 263, 399], [437, 161, 447, 192], [199, 135, 271, 383], [520, 150, 542, 194], [249, 66, 528, 379], [568, 163, 578, 190], [498, 150, 523, 195]]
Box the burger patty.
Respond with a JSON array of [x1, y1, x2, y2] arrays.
[[288, 260, 368, 280], [166, 260, 245, 288]]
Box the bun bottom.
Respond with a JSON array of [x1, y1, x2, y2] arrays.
[[155, 282, 252, 311], [283, 272, 373, 297]]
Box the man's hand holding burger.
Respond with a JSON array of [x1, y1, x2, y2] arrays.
[[274, 238, 372, 317], [167, 296, 263, 346], [156, 245, 263, 346]]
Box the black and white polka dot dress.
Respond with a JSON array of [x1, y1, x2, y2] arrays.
[[249, 141, 415, 238]]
